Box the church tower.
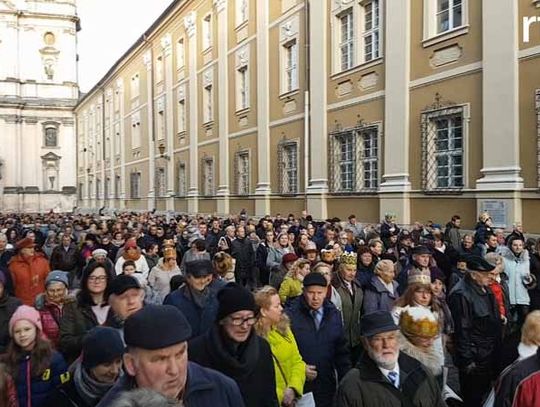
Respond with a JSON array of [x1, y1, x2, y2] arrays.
[[0, 0, 79, 212]]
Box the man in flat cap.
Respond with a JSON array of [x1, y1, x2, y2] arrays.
[[335, 311, 443, 407], [164, 259, 220, 338], [448, 255, 502, 407], [286, 272, 350, 407], [97, 304, 244, 407]]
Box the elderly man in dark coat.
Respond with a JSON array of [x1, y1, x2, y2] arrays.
[[286, 272, 351, 407], [335, 311, 444, 407]]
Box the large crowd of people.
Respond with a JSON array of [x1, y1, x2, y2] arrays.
[[0, 209, 539, 407]]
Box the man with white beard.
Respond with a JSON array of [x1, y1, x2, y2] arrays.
[[335, 311, 444, 407]]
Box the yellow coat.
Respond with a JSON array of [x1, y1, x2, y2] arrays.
[[278, 277, 303, 303], [266, 328, 306, 402]]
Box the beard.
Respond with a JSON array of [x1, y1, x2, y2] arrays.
[[367, 346, 399, 370]]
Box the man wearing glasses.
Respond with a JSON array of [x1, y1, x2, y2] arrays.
[[188, 283, 279, 407]]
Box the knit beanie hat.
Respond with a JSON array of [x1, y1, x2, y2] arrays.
[[9, 305, 43, 337], [216, 283, 256, 321], [82, 327, 125, 369]]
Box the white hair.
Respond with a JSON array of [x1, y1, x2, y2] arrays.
[[109, 389, 170, 407]]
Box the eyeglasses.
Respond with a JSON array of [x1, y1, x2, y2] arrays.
[[227, 316, 258, 326], [88, 276, 107, 282]]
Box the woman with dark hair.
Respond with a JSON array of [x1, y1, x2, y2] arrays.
[[59, 263, 112, 363], [5, 229, 19, 246], [4, 306, 68, 407]]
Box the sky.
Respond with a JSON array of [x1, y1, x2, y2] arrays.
[[77, 0, 173, 93]]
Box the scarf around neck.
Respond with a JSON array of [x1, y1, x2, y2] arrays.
[[74, 362, 116, 407]]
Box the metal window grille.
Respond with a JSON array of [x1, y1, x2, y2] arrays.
[[278, 141, 298, 194], [234, 151, 250, 195], [421, 106, 464, 192], [437, 0, 462, 34], [201, 158, 214, 197], [130, 172, 140, 199], [340, 10, 354, 71], [156, 167, 166, 197], [178, 163, 187, 197], [363, 0, 380, 62], [329, 126, 379, 193]]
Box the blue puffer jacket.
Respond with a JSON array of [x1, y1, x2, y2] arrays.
[[285, 296, 351, 407], [15, 350, 69, 407], [163, 283, 220, 338]]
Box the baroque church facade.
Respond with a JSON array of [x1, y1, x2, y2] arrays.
[[0, 0, 79, 212]]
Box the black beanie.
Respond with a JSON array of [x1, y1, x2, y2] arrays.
[[82, 327, 125, 369], [216, 283, 256, 321]]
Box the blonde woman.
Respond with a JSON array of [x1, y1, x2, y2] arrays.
[[255, 286, 306, 407], [278, 259, 311, 304]]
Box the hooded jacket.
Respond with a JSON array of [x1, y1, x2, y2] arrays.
[[500, 246, 531, 306]]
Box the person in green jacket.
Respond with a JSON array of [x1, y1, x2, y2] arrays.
[[278, 259, 310, 304], [255, 286, 307, 407]]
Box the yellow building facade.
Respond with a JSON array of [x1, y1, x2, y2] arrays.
[[75, 0, 540, 231]]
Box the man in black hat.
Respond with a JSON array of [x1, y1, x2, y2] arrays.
[[335, 311, 443, 406], [397, 245, 432, 295], [448, 255, 502, 407], [163, 259, 220, 338], [188, 283, 277, 407], [106, 275, 144, 329], [97, 304, 244, 407], [286, 272, 351, 407]]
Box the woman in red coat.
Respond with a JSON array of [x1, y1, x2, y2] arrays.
[[8, 238, 50, 306]]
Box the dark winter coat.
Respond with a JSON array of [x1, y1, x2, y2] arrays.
[[96, 362, 246, 407], [0, 293, 22, 353], [44, 378, 89, 407], [59, 297, 111, 363], [50, 244, 80, 275], [332, 274, 363, 349], [230, 237, 255, 282], [474, 221, 493, 245], [444, 222, 462, 250], [286, 296, 351, 407], [355, 262, 375, 288], [188, 326, 278, 407], [448, 274, 502, 374], [334, 351, 445, 407], [362, 276, 399, 314], [14, 350, 69, 407], [163, 283, 219, 338]]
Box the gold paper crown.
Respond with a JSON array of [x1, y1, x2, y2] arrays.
[[340, 251, 358, 266], [163, 247, 177, 259], [162, 239, 175, 248], [399, 306, 439, 339], [407, 269, 431, 286]]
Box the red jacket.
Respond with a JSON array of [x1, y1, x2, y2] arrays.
[[514, 371, 540, 407], [8, 253, 50, 305]]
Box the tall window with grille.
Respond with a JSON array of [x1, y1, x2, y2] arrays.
[[339, 9, 354, 71], [436, 0, 462, 34], [202, 158, 214, 197], [237, 66, 249, 111], [421, 106, 465, 191], [284, 40, 298, 93], [156, 167, 166, 197], [329, 127, 380, 193], [178, 163, 187, 197], [235, 151, 250, 195], [130, 172, 141, 199], [203, 84, 213, 123], [278, 141, 298, 194], [363, 0, 380, 62]]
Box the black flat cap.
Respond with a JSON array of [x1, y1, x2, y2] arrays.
[[106, 275, 141, 299], [125, 305, 192, 349], [466, 255, 495, 273], [412, 245, 431, 256], [303, 272, 328, 288], [360, 311, 399, 337], [185, 259, 214, 277]]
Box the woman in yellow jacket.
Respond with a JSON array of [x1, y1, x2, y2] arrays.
[[255, 286, 307, 407], [278, 259, 310, 304]]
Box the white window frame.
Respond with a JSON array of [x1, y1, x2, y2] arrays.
[[202, 13, 213, 51], [423, 0, 468, 42], [421, 104, 469, 191], [130, 73, 140, 99], [177, 87, 186, 134], [279, 141, 299, 194], [362, 0, 381, 62], [203, 84, 213, 123], [177, 162, 187, 197], [130, 172, 141, 199], [236, 65, 249, 111], [283, 40, 298, 93], [156, 167, 167, 197], [235, 150, 250, 195], [338, 9, 354, 72], [236, 0, 249, 27], [202, 157, 215, 196], [131, 112, 141, 149], [176, 38, 185, 69]]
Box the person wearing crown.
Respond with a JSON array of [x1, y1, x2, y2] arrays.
[[332, 251, 364, 364]]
